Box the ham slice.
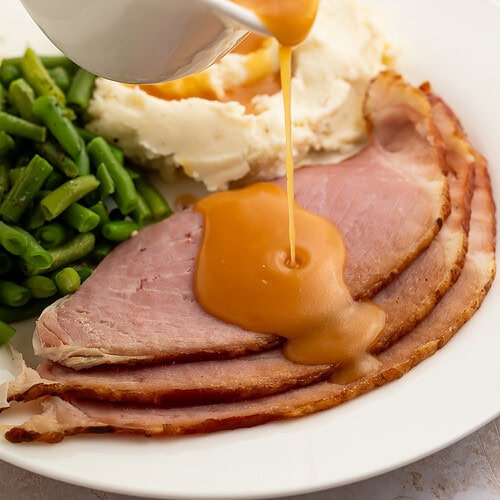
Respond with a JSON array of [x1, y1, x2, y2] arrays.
[[372, 91, 476, 351], [7, 351, 335, 406], [33, 72, 449, 370], [5, 152, 494, 443], [2, 82, 474, 408]]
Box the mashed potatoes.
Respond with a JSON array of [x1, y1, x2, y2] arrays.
[[87, 0, 391, 191]]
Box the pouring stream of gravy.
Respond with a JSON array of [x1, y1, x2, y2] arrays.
[[194, 0, 386, 381]]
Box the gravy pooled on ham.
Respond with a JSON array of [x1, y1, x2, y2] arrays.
[[192, 0, 386, 376], [195, 183, 385, 380]]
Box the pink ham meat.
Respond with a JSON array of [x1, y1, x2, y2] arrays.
[[371, 90, 476, 351], [7, 351, 336, 406], [3, 82, 474, 407], [5, 153, 494, 443], [33, 72, 449, 370]]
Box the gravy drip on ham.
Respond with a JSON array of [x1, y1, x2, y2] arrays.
[[195, 184, 386, 381], [193, 0, 386, 376], [231, 0, 320, 265]]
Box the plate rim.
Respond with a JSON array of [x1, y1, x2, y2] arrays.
[[0, 0, 499, 498]]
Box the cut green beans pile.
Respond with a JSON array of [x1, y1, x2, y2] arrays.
[[0, 48, 173, 344]]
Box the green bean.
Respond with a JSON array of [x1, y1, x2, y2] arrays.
[[0, 84, 6, 111], [0, 111, 46, 142], [54, 267, 81, 295], [125, 166, 140, 179], [83, 190, 99, 208], [7, 167, 25, 186], [48, 66, 70, 93], [49, 232, 95, 272], [75, 140, 90, 175], [32, 95, 81, 159], [35, 141, 79, 178], [23, 275, 57, 299], [20, 48, 66, 105], [8, 78, 38, 122], [63, 107, 77, 122], [0, 221, 28, 255], [131, 193, 153, 225], [102, 220, 140, 241], [134, 176, 172, 220], [35, 222, 72, 249], [0, 298, 53, 323], [35, 189, 51, 200], [76, 266, 93, 282], [43, 170, 64, 191], [0, 161, 9, 203], [27, 204, 45, 230], [0, 280, 31, 307], [96, 163, 115, 200], [62, 202, 100, 233], [16, 227, 53, 271], [40, 175, 100, 220], [91, 240, 115, 262], [20, 237, 48, 269], [88, 137, 138, 214], [19, 201, 35, 228], [110, 146, 124, 165], [22, 232, 95, 275], [0, 131, 15, 156], [0, 154, 53, 223], [41, 56, 76, 73], [75, 126, 96, 143], [0, 62, 21, 87], [3, 55, 76, 73], [0, 319, 16, 345], [76, 127, 124, 163], [0, 251, 12, 275], [67, 68, 96, 112], [21, 244, 52, 272], [89, 201, 110, 227]]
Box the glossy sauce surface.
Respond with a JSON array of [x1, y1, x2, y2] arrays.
[[194, 0, 386, 379], [231, 0, 320, 46], [194, 184, 385, 381], [138, 37, 280, 109], [229, 0, 319, 265]]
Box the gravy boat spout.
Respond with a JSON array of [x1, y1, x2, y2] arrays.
[[20, 0, 271, 84]]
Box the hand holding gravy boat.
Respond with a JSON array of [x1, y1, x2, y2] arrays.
[[19, 0, 271, 83]]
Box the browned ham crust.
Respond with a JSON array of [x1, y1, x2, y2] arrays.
[[32, 72, 449, 370], [8, 351, 336, 406], [5, 151, 494, 443]]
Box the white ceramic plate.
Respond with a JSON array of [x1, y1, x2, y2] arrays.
[[0, 0, 499, 498]]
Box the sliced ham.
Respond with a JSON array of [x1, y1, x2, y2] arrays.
[[7, 351, 335, 406], [371, 91, 476, 351], [3, 83, 473, 407], [5, 152, 494, 443], [33, 72, 449, 370]]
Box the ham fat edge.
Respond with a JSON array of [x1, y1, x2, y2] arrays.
[[1, 72, 496, 443]]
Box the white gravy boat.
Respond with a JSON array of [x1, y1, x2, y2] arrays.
[[19, 0, 271, 83]]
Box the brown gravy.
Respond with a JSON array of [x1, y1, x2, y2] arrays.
[[195, 0, 386, 380]]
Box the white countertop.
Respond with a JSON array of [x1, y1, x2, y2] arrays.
[[0, 416, 498, 500]]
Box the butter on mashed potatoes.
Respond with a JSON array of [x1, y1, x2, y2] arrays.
[[86, 0, 392, 191]]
